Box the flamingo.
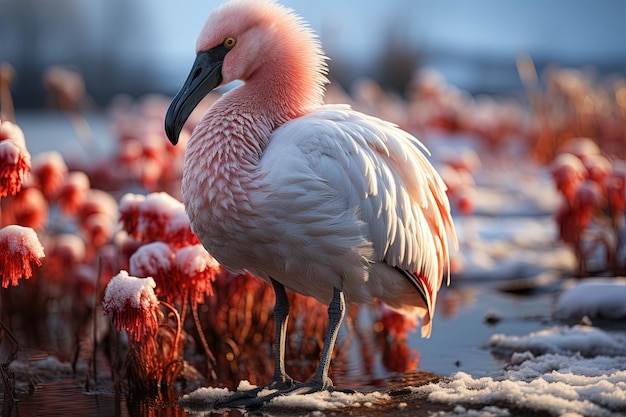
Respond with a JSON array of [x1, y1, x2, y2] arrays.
[[165, 0, 456, 407]]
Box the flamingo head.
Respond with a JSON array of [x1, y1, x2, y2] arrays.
[[165, 0, 328, 145]]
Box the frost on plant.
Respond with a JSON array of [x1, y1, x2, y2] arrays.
[[102, 270, 160, 342], [0, 225, 45, 288]]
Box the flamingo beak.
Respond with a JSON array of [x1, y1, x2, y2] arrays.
[[165, 46, 228, 145]]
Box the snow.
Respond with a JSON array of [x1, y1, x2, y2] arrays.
[[102, 270, 158, 312], [416, 325, 626, 417], [119, 192, 145, 213], [139, 191, 184, 216], [0, 224, 45, 257], [180, 381, 391, 414], [129, 241, 173, 277], [555, 278, 626, 320], [0, 140, 22, 164], [180, 324, 626, 416], [173, 244, 219, 276], [488, 325, 626, 358]]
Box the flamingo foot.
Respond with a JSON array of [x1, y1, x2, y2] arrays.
[[212, 377, 297, 409], [243, 376, 355, 410]]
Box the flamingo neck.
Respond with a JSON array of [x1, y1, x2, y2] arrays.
[[182, 73, 321, 218]]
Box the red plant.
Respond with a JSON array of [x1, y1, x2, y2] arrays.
[[173, 244, 219, 304], [31, 151, 68, 200], [102, 270, 183, 396], [102, 270, 161, 342], [0, 224, 45, 288], [551, 139, 626, 276], [129, 242, 175, 302], [56, 171, 90, 216], [0, 119, 30, 198]]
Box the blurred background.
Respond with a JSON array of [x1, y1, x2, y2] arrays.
[[2, 0, 626, 108]]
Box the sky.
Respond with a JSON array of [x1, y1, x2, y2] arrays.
[[2, 0, 626, 105]]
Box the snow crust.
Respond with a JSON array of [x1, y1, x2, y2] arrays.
[[555, 278, 626, 320], [102, 270, 158, 311], [416, 325, 626, 416], [180, 380, 391, 414]]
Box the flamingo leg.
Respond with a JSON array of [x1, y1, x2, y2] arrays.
[[270, 277, 296, 387], [310, 285, 345, 389], [213, 277, 296, 409], [244, 286, 352, 410]]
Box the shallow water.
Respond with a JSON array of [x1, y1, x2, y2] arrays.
[[6, 283, 557, 417]]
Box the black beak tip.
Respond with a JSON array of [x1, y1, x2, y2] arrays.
[[164, 107, 181, 146], [166, 127, 180, 146]]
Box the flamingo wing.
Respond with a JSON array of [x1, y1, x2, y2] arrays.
[[259, 104, 456, 296]]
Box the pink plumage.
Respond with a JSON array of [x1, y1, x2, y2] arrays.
[[165, 0, 456, 401]]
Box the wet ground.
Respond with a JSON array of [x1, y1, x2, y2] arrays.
[[5, 282, 560, 417]]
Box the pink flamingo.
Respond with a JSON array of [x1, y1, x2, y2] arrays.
[[165, 0, 456, 407]]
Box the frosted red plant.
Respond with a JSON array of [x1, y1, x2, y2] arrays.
[[129, 241, 175, 301], [137, 129, 167, 190], [115, 233, 143, 273], [78, 189, 118, 229], [551, 153, 587, 203], [102, 270, 160, 342], [57, 171, 90, 215], [82, 212, 115, 258], [556, 180, 603, 245], [118, 193, 146, 238], [582, 154, 611, 186], [0, 118, 25, 148], [31, 151, 68, 199], [558, 137, 600, 159], [439, 148, 481, 175], [572, 180, 603, 229], [4, 185, 48, 231], [440, 164, 476, 215], [136, 192, 186, 243], [164, 209, 200, 247], [0, 224, 45, 288], [173, 244, 219, 305], [0, 139, 31, 197], [41, 233, 86, 283], [606, 161, 626, 216]]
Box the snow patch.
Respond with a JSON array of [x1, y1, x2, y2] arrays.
[[180, 381, 390, 413], [555, 278, 626, 320], [415, 325, 626, 416]]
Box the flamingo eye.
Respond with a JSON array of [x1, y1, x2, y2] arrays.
[[223, 37, 237, 49]]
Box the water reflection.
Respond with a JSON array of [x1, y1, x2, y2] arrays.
[[3, 280, 556, 416], [4, 271, 435, 416]]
